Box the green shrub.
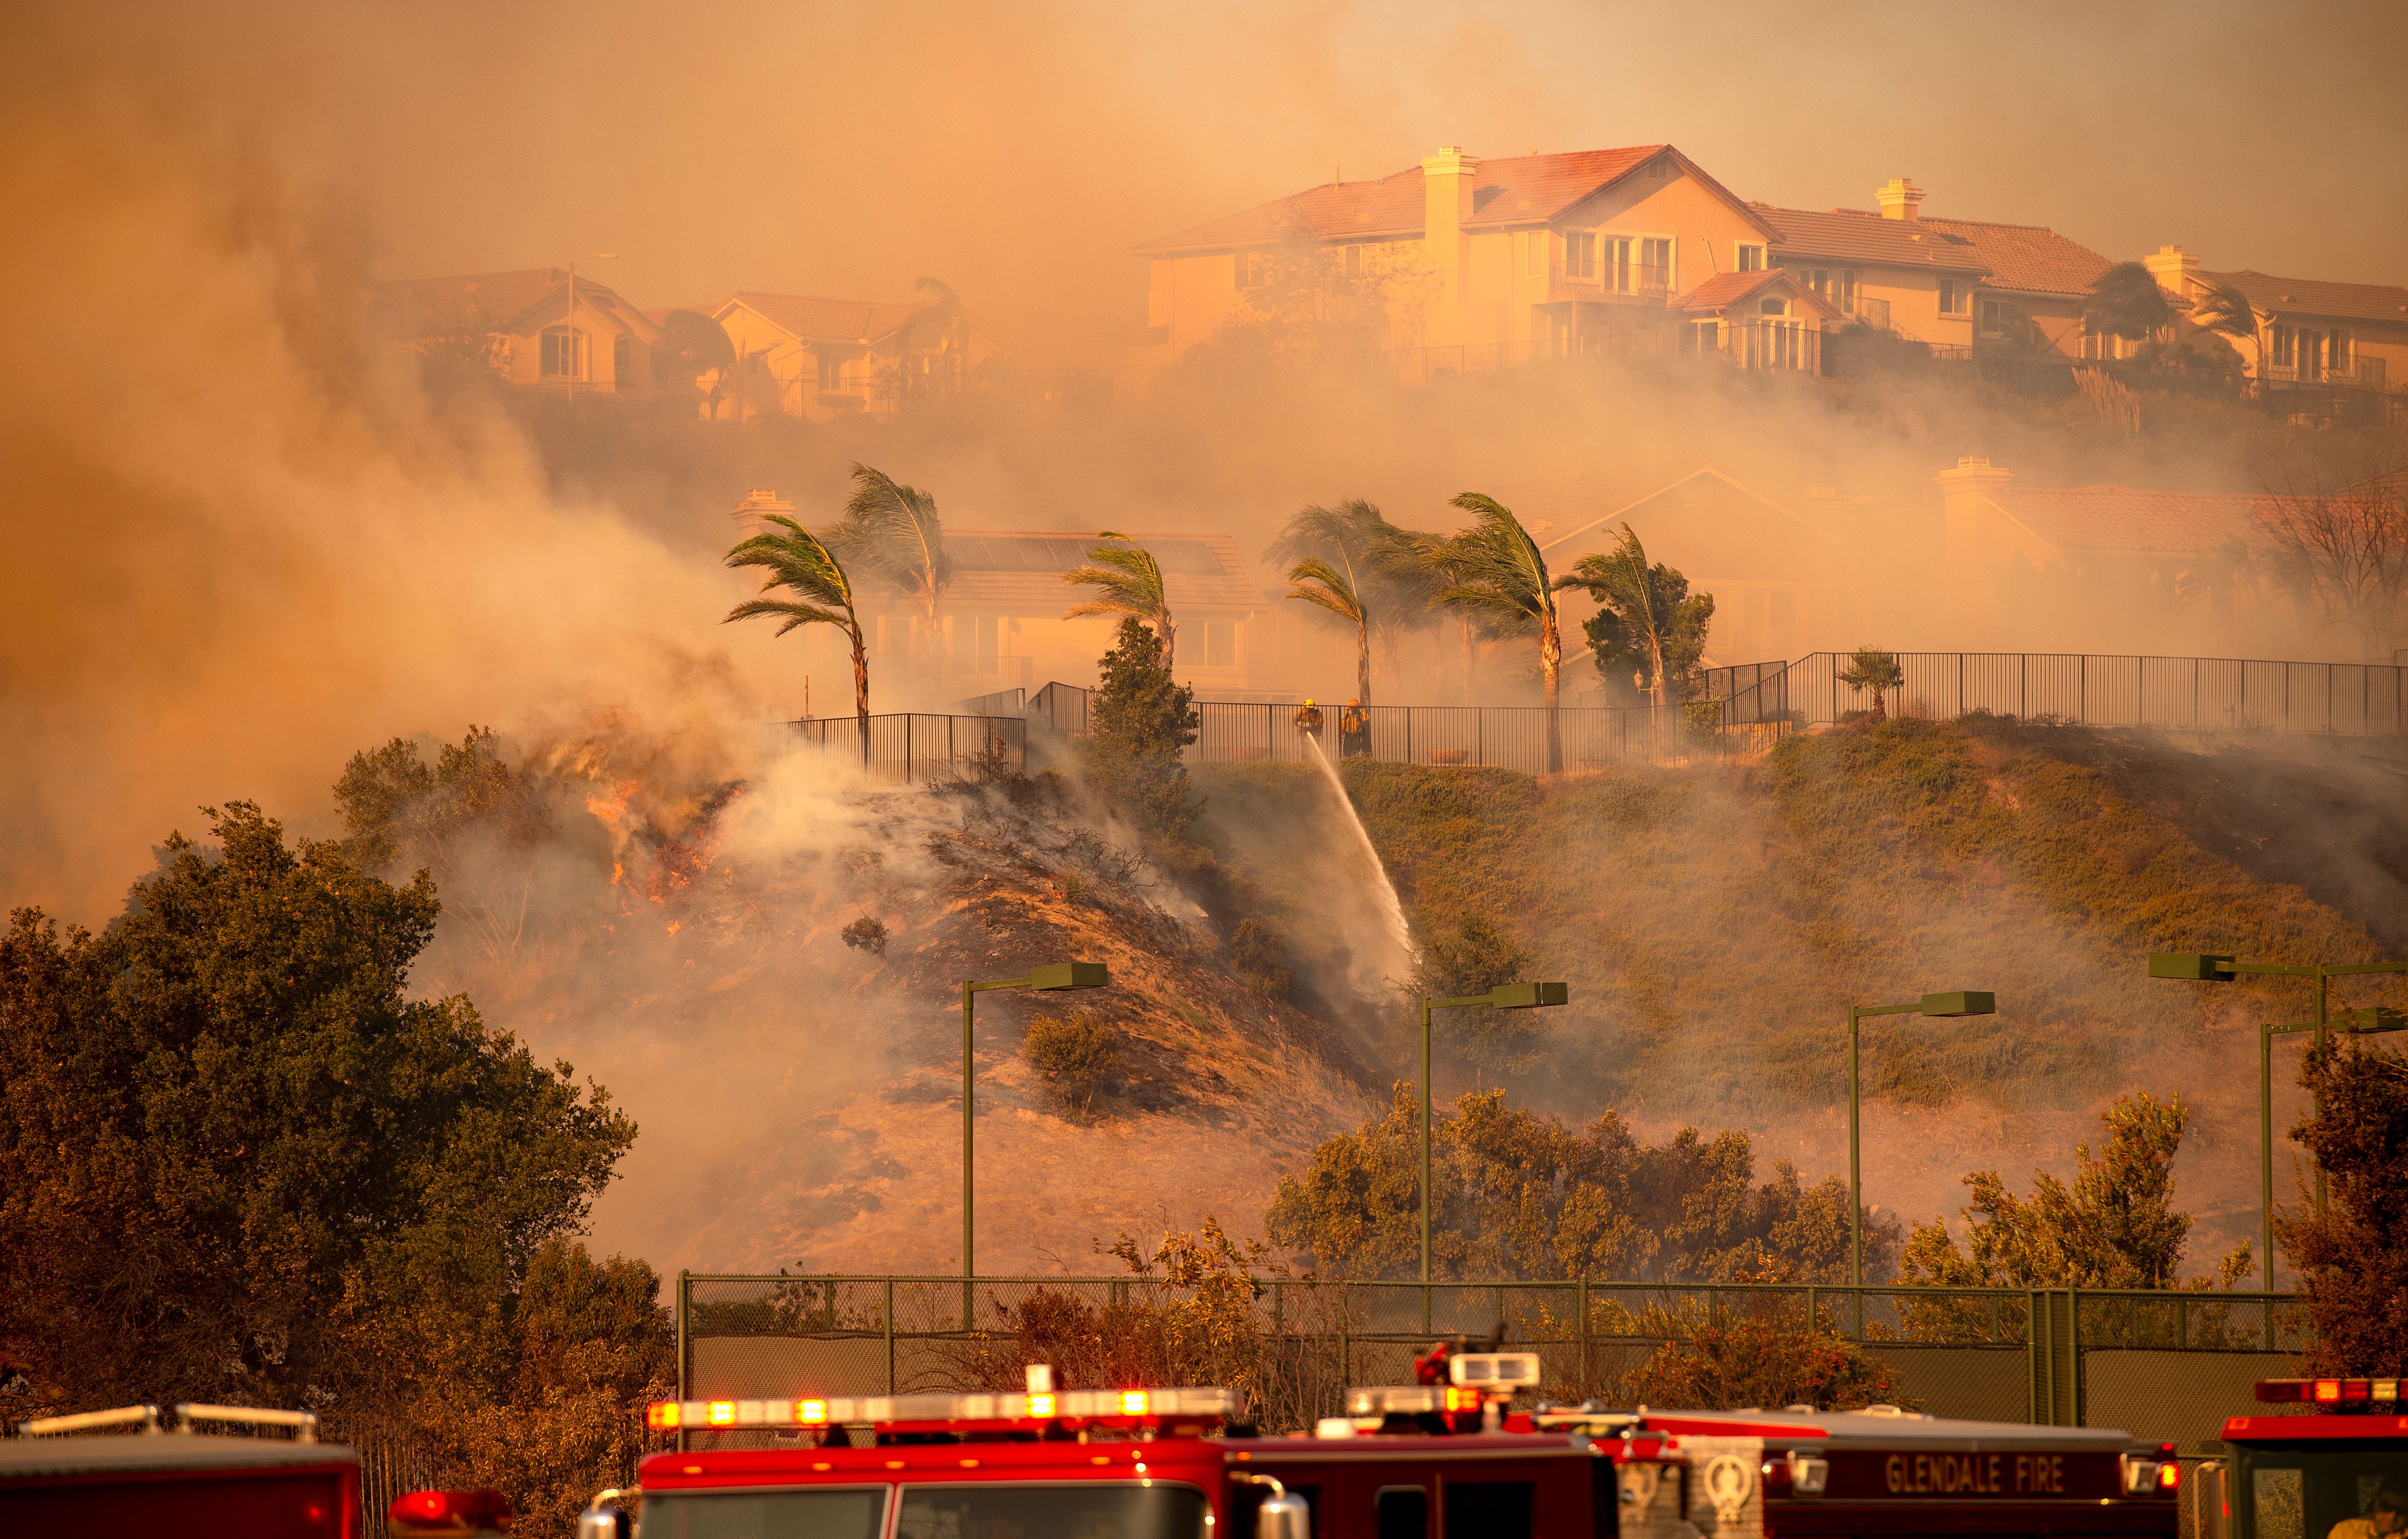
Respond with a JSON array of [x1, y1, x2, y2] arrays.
[[1620, 1320, 1906, 1412], [1023, 1012, 1122, 1116]]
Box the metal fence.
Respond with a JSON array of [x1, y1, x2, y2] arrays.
[[786, 711, 1027, 782], [675, 1273, 2304, 1446], [1028, 682, 1785, 772], [1703, 651, 2408, 737], [949, 688, 1027, 718]]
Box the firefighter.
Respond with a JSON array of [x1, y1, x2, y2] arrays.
[[1294, 698, 1323, 736], [2331, 1485, 2408, 1539], [1339, 697, 1370, 757]]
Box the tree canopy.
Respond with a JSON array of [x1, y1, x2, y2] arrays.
[[1264, 1087, 1898, 1283], [0, 803, 638, 1423], [1083, 616, 1201, 843], [2281, 1036, 2408, 1375], [1557, 523, 1716, 705]]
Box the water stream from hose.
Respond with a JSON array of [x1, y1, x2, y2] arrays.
[[1303, 733, 1419, 978]]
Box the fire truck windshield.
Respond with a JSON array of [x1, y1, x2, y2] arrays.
[[636, 1481, 1208, 1539], [2239, 1453, 2408, 1539]]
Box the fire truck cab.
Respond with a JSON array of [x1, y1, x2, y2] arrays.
[[627, 1356, 2180, 1539], [2196, 1378, 2408, 1539]]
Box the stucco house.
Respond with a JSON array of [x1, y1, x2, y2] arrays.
[[2142, 246, 2408, 419], [378, 267, 665, 392], [1752, 178, 2114, 358], [710, 291, 987, 421], [1131, 144, 1824, 379]]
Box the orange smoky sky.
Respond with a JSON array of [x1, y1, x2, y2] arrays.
[[37, 0, 2403, 312], [1, 0, 2402, 926]]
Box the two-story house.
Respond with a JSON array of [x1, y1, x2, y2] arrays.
[[1752, 178, 2113, 356], [710, 291, 988, 421], [377, 267, 666, 392], [1131, 144, 1829, 379], [2142, 245, 2408, 415]]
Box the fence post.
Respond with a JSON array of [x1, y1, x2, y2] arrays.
[[2027, 1288, 2043, 1425], [885, 1278, 896, 1395], [1339, 1281, 1350, 1389], [676, 1269, 690, 1453], [1577, 1277, 1590, 1397], [2069, 1286, 2083, 1426]]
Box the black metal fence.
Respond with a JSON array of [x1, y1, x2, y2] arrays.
[[675, 1272, 2304, 1445], [787, 712, 1027, 782], [1703, 651, 2408, 737], [1028, 682, 1784, 773]]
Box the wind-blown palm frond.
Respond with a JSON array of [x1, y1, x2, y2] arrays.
[[1063, 531, 1176, 668], [1271, 500, 1404, 701], [830, 464, 950, 604], [1556, 523, 1715, 705], [2189, 279, 2258, 342], [724, 513, 872, 729], [1434, 493, 1567, 768]]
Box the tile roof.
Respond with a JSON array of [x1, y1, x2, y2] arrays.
[[375, 272, 660, 342], [1678, 268, 1844, 323], [1752, 205, 1991, 274], [1519, 457, 1858, 555], [2202, 269, 2408, 326], [1135, 146, 1774, 254], [912, 530, 1266, 613], [1986, 485, 2274, 556], [718, 291, 932, 345], [1917, 217, 2114, 297]]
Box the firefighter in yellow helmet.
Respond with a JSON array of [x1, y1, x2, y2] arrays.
[[1338, 697, 1370, 758], [1294, 698, 1324, 736]]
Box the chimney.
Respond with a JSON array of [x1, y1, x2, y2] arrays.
[[1934, 457, 2014, 565], [1421, 145, 1480, 329], [731, 488, 796, 528], [2144, 244, 2201, 298], [1876, 178, 1925, 221]]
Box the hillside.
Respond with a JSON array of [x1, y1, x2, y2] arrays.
[[1289, 717, 2408, 1278], [424, 717, 2406, 1284]]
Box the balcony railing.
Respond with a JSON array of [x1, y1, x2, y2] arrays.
[[2261, 358, 2393, 392], [1547, 262, 1671, 305], [1692, 318, 1824, 374]]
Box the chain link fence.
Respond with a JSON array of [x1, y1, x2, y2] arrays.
[[678, 1275, 2306, 1439]]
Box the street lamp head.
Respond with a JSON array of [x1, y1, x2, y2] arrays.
[[1028, 962, 1109, 991], [1487, 981, 1568, 1010], [2149, 952, 2237, 982], [2340, 1006, 2407, 1035], [1917, 990, 1995, 1017]]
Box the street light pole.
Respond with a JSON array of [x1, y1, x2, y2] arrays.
[[958, 962, 1108, 1300], [1416, 981, 1567, 1323], [1843, 991, 1996, 1291], [2149, 953, 2408, 1218]]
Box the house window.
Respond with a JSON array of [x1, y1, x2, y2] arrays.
[[1839, 269, 1857, 312], [1236, 251, 1269, 288], [1736, 243, 1766, 272], [1206, 620, 1237, 669], [1978, 298, 2010, 339], [1759, 297, 1788, 316], [540, 327, 586, 378], [1565, 232, 1597, 280], [1938, 279, 1968, 315], [2330, 329, 2353, 376], [1610, 238, 1672, 294], [2271, 326, 2295, 367], [1803, 268, 1830, 299], [611, 334, 630, 381], [1686, 320, 1721, 354], [817, 352, 843, 391]]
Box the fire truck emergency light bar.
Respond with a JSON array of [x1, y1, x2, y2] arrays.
[[2256, 1378, 2403, 1406], [648, 1386, 1235, 1432]]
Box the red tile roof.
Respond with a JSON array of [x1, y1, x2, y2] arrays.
[[1677, 268, 1843, 323], [1135, 146, 1774, 254], [377, 268, 660, 339], [1987, 485, 2273, 555], [2202, 269, 2408, 327], [899, 531, 1265, 613], [1918, 217, 2114, 297], [718, 291, 931, 345], [1752, 205, 1991, 274]]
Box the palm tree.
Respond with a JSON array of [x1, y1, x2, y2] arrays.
[[1555, 523, 1716, 707], [1063, 532, 1175, 669], [1377, 524, 1479, 702], [1433, 493, 1567, 772], [2189, 277, 2265, 380], [2081, 262, 2171, 353], [724, 515, 871, 732], [1836, 646, 1904, 723], [1268, 500, 1398, 703], [828, 464, 950, 687]]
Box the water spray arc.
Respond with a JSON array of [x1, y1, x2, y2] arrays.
[[1301, 733, 1417, 976]]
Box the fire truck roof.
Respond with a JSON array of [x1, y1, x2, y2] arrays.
[[1624, 1408, 2143, 1449], [2226, 1416, 2408, 1444], [0, 1435, 359, 1481]]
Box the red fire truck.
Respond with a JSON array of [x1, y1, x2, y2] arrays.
[[610, 1353, 2182, 1539], [2194, 1377, 2408, 1539], [0, 1403, 360, 1537]]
